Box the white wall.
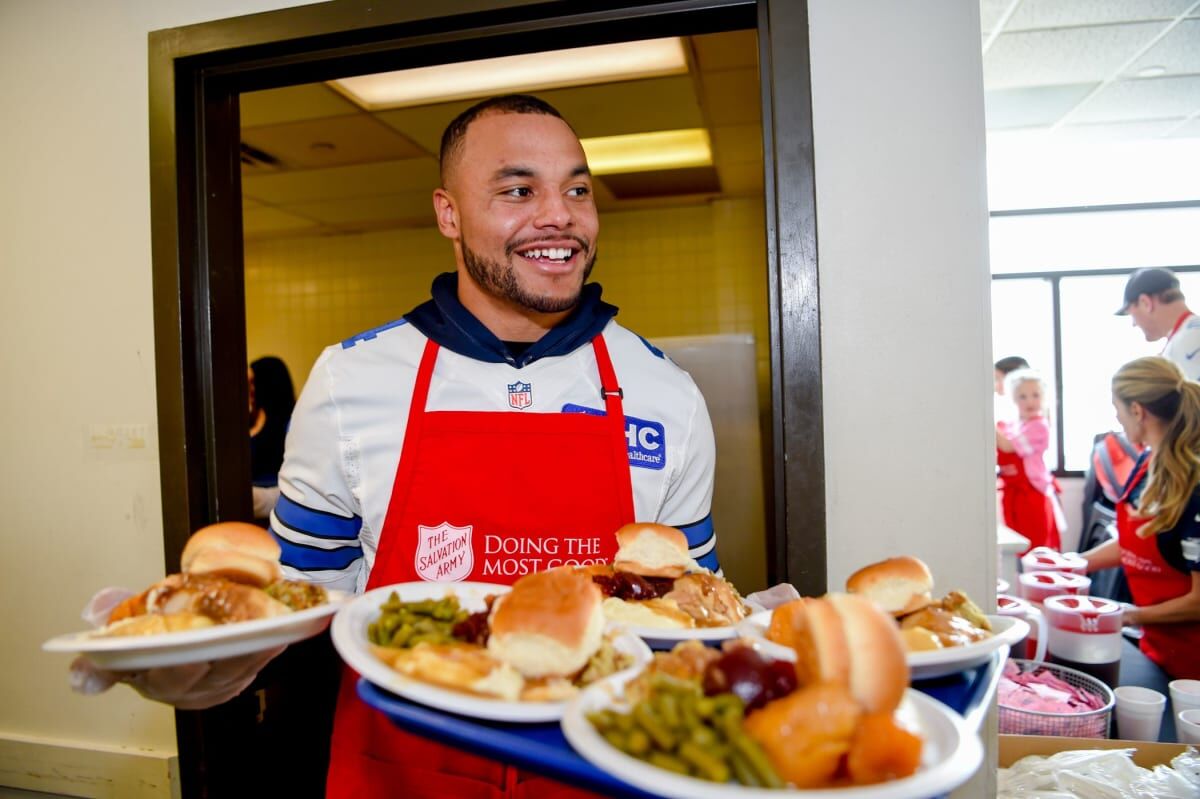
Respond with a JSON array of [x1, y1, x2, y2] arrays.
[[0, 0, 994, 796], [808, 5, 994, 795], [809, 3, 994, 595], [0, 1, 323, 796]]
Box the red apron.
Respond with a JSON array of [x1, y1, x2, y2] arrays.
[[997, 445, 1060, 553], [326, 335, 635, 799], [1117, 459, 1200, 679]]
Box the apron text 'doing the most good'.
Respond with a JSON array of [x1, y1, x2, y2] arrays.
[[326, 335, 635, 799]]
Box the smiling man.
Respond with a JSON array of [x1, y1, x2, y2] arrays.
[[278, 95, 718, 798], [1117, 267, 1200, 381]]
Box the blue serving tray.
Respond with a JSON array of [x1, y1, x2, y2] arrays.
[[356, 648, 1005, 799]]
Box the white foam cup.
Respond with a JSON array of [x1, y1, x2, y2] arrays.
[[1178, 709, 1200, 745], [1169, 679, 1200, 717], [1114, 685, 1166, 741]]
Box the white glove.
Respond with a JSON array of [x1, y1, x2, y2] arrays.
[[745, 582, 801, 611], [68, 587, 284, 710]]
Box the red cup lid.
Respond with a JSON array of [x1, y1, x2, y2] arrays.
[[1043, 594, 1124, 632], [1019, 570, 1091, 589]]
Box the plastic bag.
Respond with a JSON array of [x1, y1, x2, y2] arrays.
[[997, 747, 1200, 799]]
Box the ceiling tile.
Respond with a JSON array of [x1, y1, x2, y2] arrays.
[[241, 84, 360, 127], [598, 166, 720, 200], [981, 0, 1017, 35], [1060, 118, 1189, 141], [1005, 0, 1194, 31], [715, 162, 763, 196], [1070, 74, 1200, 122], [985, 83, 1098, 128], [710, 124, 763, 165], [374, 76, 706, 152], [1167, 116, 1200, 137], [1125, 18, 1200, 76], [241, 116, 428, 169], [280, 192, 435, 226], [691, 30, 758, 72], [242, 206, 320, 235], [243, 158, 440, 204], [984, 23, 1171, 88], [698, 68, 761, 125]]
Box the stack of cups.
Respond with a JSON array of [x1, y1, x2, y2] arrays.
[[1170, 680, 1200, 744], [1018, 570, 1092, 607], [996, 594, 1047, 661], [1114, 685, 1166, 741], [1021, 547, 1088, 576], [1042, 595, 1124, 688]]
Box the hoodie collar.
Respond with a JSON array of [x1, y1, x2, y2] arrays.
[[404, 272, 619, 368]]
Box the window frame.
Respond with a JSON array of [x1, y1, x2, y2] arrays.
[[993, 258, 1200, 477]]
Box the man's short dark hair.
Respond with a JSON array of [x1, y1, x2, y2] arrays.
[[994, 356, 1029, 375], [439, 94, 569, 184]]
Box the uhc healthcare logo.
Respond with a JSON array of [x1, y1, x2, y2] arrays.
[[562, 403, 665, 470], [507, 381, 532, 410]]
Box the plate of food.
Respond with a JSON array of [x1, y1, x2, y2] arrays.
[[581, 523, 755, 648], [43, 523, 346, 670], [561, 594, 982, 798], [333, 568, 652, 723]]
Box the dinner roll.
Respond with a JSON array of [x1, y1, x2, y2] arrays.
[[487, 568, 605, 679], [612, 522, 700, 578], [181, 522, 283, 588], [844, 555, 933, 617]]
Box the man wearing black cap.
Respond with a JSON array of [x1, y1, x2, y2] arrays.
[[1118, 267, 1200, 381]]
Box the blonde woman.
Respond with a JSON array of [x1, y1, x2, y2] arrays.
[[1082, 356, 1200, 679]]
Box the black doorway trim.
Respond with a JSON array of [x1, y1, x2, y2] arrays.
[[149, 0, 820, 794]]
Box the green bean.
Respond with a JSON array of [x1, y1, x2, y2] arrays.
[[633, 702, 676, 750], [656, 691, 681, 730], [678, 741, 731, 783], [647, 751, 689, 775], [728, 749, 763, 788], [625, 728, 651, 757], [729, 732, 784, 789]]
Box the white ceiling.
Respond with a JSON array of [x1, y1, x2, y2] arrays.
[[239, 3, 1200, 240], [982, 0, 1200, 139], [239, 30, 761, 240]]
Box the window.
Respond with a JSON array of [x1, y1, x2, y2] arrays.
[[990, 204, 1200, 474]]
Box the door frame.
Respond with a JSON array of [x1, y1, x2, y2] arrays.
[[149, 0, 822, 789]]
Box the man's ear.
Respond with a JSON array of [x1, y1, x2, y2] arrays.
[[432, 188, 460, 239], [1139, 294, 1156, 313]]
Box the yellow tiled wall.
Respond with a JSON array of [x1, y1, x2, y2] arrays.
[[245, 197, 769, 398]]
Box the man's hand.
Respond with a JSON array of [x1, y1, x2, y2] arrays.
[[68, 587, 283, 710]]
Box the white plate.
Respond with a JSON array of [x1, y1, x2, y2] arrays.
[[609, 599, 765, 650], [562, 670, 983, 799], [43, 590, 349, 670], [738, 613, 1028, 681], [332, 581, 653, 723]]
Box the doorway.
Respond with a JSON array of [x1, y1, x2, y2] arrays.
[[149, 1, 819, 795]]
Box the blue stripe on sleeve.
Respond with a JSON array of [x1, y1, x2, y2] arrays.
[[274, 494, 361, 541], [273, 534, 363, 571], [341, 317, 408, 349], [678, 515, 714, 547], [696, 549, 720, 572]]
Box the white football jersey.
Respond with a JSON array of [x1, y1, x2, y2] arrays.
[[1163, 313, 1200, 382], [269, 317, 717, 594]]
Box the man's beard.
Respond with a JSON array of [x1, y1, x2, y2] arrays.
[[462, 237, 595, 314]]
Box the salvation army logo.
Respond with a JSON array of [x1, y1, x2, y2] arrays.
[[507, 381, 532, 410], [414, 522, 474, 581]]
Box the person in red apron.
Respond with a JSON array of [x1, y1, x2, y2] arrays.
[[1117, 267, 1200, 382], [996, 369, 1062, 553], [68, 95, 720, 798], [1081, 356, 1200, 680]]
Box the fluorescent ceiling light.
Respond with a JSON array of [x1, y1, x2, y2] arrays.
[[330, 38, 688, 110], [581, 129, 712, 175]]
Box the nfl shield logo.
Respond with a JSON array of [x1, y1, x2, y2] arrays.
[[507, 381, 533, 410], [414, 522, 474, 582]]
